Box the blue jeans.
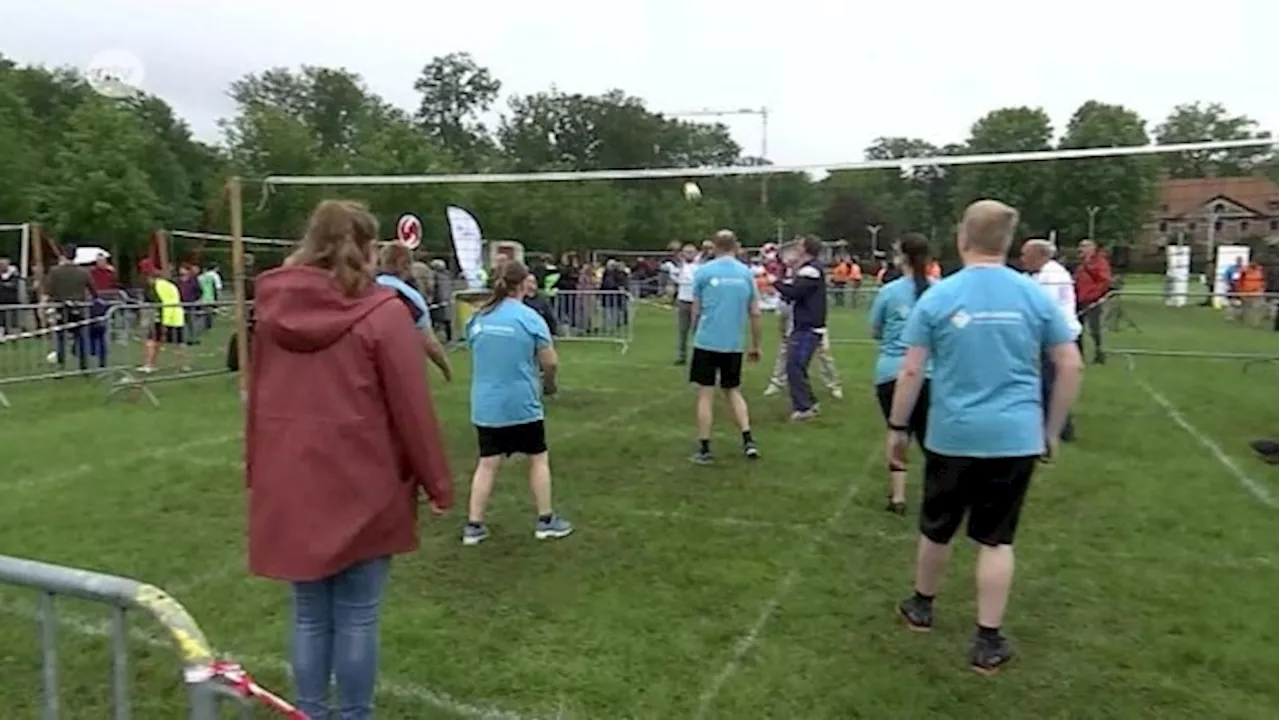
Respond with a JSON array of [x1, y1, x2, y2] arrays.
[[291, 556, 391, 720], [786, 328, 820, 412]]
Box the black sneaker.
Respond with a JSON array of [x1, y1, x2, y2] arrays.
[[690, 450, 714, 465], [1250, 438, 1278, 464], [885, 500, 907, 516], [897, 595, 933, 632], [743, 441, 760, 460], [970, 633, 1015, 675]]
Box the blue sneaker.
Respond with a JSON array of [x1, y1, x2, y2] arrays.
[[462, 523, 490, 546], [534, 515, 573, 540]]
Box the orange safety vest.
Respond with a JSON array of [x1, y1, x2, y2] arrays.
[[849, 263, 863, 282], [1237, 265, 1266, 295], [832, 261, 854, 283]]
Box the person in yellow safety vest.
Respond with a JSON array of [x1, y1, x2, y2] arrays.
[[140, 260, 190, 373]]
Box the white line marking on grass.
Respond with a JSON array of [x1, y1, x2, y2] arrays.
[[0, 603, 537, 720], [8, 433, 241, 494], [1125, 359, 1277, 509], [619, 509, 814, 533], [692, 444, 881, 720]]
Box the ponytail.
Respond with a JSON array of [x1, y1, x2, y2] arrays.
[[478, 260, 531, 315], [898, 233, 932, 299]]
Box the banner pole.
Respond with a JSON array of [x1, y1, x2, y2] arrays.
[[228, 177, 250, 396]]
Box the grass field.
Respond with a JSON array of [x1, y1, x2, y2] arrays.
[[0, 282, 1277, 719]]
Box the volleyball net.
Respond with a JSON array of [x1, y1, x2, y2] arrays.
[[204, 135, 1274, 376]]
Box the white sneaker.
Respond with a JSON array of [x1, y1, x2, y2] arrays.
[[763, 384, 780, 397], [830, 387, 844, 400]]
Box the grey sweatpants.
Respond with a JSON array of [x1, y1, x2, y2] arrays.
[[675, 300, 694, 361]]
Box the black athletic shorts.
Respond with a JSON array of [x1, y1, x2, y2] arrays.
[[476, 420, 548, 458], [689, 348, 743, 389], [919, 452, 1038, 547], [875, 379, 930, 450], [150, 323, 185, 345]]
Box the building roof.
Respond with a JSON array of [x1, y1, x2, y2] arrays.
[[1160, 177, 1279, 218]]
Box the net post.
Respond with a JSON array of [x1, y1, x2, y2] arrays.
[[228, 178, 250, 397], [157, 229, 171, 276], [31, 222, 44, 299]]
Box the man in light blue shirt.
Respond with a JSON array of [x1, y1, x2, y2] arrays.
[[688, 229, 762, 464], [462, 262, 572, 546], [885, 200, 1084, 675]]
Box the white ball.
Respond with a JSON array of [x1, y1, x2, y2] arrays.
[[683, 181, 702, 202], [46, 351, 57, 364]]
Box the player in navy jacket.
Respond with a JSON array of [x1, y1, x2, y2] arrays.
[[773, 235, 828, 419]]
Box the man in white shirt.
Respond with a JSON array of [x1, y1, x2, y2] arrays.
[[673, 243, 701, 364], [1020, 239, 1080, 442]]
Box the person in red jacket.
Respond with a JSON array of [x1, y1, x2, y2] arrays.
[[245, 199, 454, 720], [1073, 240, 1111, 364]]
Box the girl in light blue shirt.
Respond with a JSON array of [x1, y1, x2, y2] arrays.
[[868, 233, 934, 515]]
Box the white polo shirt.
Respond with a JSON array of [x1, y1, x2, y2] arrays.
[[675, 260, 700, 302], [1034, 259, 1082, 338]]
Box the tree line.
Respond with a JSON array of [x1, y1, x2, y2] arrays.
[[0, 51, 1275, 268]]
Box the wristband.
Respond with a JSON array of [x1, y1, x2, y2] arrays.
[[888, 422, 909, 432]]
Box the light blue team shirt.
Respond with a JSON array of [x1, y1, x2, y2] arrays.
[[465, 298, 553, 427], [692, 256, 757, 353], [375, 274, 429, 330], [901, 265, 1075, 458], [869, 276, 932, 385]]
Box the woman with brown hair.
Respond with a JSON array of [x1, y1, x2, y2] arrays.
[[246, 199, 454, 719], [462, 260, 572, 546]]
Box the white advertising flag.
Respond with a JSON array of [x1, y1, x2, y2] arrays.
[[446, 206, 485, 290], [1164, 245, 1190, 307]]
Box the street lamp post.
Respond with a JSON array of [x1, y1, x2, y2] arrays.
[[1086, 206, 1101, 239], [867, 224, 883, 257]]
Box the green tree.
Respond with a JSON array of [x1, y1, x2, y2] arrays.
[[951, 107, 1056, 236], [0, 67, 41, 221], [413, 53, 501, 164], [39, 99, 160, 248], [1155, 102, 1276, 179], [1054, 101, 1159, 245]]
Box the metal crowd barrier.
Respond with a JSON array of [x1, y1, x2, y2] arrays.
[[816, 285, 1278, 363], [0, 555, 291, 719], [0, 299, 241, 408], [451, 289, 634, 353]]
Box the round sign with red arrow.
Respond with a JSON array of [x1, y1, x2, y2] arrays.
[[395, 213, 422, 249]]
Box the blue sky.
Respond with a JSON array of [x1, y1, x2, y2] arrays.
[[2, 0, 1277, 165]]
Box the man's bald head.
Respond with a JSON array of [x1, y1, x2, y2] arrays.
[[1019, 238, 1055, 271], [958, 199, 1019, 257]]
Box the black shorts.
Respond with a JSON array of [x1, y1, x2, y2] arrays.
[[919, 452, 1038, 547], [689, 348, 743, 389], [150, 324, 185, 345], [476, 421, 548, 458], [875, 379, 930, 451]]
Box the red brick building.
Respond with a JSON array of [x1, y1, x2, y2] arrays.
[[1141, 177, 1280, 254]]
